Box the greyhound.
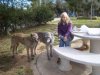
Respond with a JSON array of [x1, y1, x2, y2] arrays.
[[35, 32, 55, 60], [10, 33, 38, 61]]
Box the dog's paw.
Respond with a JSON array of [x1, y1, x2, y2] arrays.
[[31, 55, 35, 57], [12, 55, 15, 58], [15, 52, 18, 54], [31, 57, 34, 60], [27, 59, 31, 62], [31, 55, 35, 60], [34, 53, 36, 55], [48, 57, 51, 61], [50, 54, 53, 57]]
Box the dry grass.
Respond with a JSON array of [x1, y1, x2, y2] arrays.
[[0, 24, 58, 75]]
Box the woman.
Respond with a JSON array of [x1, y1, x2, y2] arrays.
[[57, 12, 73, 64], [58, 12, 73, 47]]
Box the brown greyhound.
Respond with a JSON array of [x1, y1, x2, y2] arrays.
[[10, 33, 38, 61]]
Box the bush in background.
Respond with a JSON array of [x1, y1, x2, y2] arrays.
[[77, 16, 97, 20], [34, 5, 54, 24]]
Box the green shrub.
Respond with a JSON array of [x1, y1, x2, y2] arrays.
[[77, 16, 97, 20], [34, 5, 54, 24]]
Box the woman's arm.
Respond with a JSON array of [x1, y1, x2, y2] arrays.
[[65, 23, 72, 37], [58, 23, 62, 36], [58, 23, 64, 39]]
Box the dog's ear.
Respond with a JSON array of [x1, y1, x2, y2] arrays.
[[30, 33, 38, 41]]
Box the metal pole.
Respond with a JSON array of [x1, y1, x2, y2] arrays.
[[39, 0, 41, 6], [91, 0, 93, 20]]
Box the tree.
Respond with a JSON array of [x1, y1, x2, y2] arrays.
[[34, 5, 54, 24], [0, 0, 32, 35], [0, 4, 11, 35], [65, 0, 100, 18], [83, 0, 100, 19], [55, 0, 67, 16]]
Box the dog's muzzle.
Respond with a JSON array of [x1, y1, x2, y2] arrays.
[[47, 38, 51, 43]]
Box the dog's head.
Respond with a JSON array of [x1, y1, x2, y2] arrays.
[[45, 32, 55, 44], [30, 33, 38, 42]]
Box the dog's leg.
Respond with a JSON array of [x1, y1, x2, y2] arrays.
[[30, 47, 34, 60], [11, 38, 15, 58], [11, 46, 15, 58], [34, 42, 38, 55], [11, 44, 17, 58], [15, 43, 19, 54], [46, 45, 50, 60], [50, 44, 53, 57], [26, 47, 30, 62]]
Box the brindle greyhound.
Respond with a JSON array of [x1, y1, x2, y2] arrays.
[[10, 33, 38, 61], [35, 32, 55, 60]]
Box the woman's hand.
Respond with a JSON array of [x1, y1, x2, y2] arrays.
[[59, 35, 63, 38], [64, 36, 67, 41]]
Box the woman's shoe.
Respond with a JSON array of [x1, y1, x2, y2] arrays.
[[57, 58, 61, 64]]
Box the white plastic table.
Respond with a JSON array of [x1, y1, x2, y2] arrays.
[[72, 28, 100, 75]]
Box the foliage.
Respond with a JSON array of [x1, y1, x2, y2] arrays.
[[0, 0, 33, 35], [65, 0, 100, 17], [0, 0, 55, 35], [55, 0, 67, 16], [77, 16, 97, 20], [33, 5, 54, 24], [0, 4, 11, 35]]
